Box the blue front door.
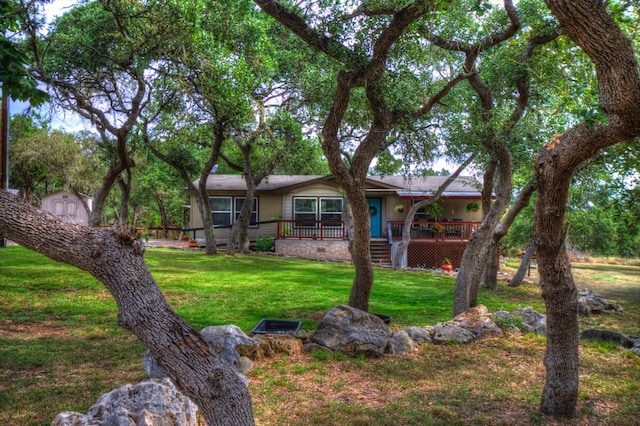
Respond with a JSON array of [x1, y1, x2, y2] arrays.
[[367, 198, 382, 238]]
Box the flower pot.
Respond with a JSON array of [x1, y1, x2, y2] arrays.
[[188, 240, 199, 248], [440, 264, 453, 272]]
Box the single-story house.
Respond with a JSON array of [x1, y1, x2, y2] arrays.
[[42, 190, 92, 226], [188, 174, 484, 267]]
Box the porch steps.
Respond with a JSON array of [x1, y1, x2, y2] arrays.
[[370, 239, 391, 265]]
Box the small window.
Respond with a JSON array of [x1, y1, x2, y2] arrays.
[[211, 197, 232, 226], [294, 198, 317, 223], [320, 198, 343, 223], [235, 197, 258, 227]]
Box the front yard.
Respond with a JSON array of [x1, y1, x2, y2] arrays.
[[1, 246, 638, 425]]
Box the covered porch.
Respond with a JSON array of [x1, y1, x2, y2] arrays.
[[275, 219, 481, 268]]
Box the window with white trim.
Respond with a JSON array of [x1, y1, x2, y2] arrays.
[[211, 196, 259, 227], [293, 197, 317, 223], [211, 197, 232, 226], [320, 198, 343, 223], [293, 197, 343, 224]]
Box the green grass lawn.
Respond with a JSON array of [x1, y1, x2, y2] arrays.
[[1, 246, 638, 425]]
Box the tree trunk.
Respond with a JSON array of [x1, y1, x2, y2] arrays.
[[0, 190, 254, 425], [508, 241, 535, 287], [346, 186, 374, 311], [153, 192, 170, 239], [228, 180, 256, 255], [90, 160, 127, 227], [484, 181, 537, 289], [535, 169, 579, 417], [117, 169, 132, 226], [537, 0, 640, 417]]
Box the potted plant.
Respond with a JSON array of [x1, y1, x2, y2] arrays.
[[440, 258, 453, 272], [466, 201, 480, 213], [431, 223, 444, 233], [188, 239, 199, 248]]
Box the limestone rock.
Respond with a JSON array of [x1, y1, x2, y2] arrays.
[[311, 305, 392, 357], [142, 351, 166, 379], [580, 328, 634, 349], [450, 305, 502, 340], [512, 307, 547, 335], [200, 324, 261, 373], [51, 378, 198, 426], [577, 288, 623, 316], [405, 326, 432, 344], [249, 334, 303, 360], [387, 330, 417, 354], [432, 322, 475, 344]]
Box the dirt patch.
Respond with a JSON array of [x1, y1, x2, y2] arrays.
[[0, 320, 75, 339]]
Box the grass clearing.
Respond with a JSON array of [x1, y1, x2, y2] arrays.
[[1, 246, 639, 425]]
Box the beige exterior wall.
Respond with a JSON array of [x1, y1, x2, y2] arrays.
[[189, 192, 283, 241], [275, 239, 351, 262]]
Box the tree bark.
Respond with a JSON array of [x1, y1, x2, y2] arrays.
[[0, 190, 254, 425], [508, 240, 535, 287], [484, 181, 537, 289], [538, 0, 640, 417]]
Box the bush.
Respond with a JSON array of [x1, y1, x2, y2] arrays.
[[254, 236, 275, 252]]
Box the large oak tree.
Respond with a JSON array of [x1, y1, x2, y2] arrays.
[[535, 0, 640, 417]]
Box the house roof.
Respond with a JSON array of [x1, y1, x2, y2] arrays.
[[367, 175, 482, 198], [199, 174, 325, 192], [199, 174, 482, 198]]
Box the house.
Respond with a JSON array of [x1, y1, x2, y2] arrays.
[[188, 174, 484, 267], [42, 191, 93, 226]]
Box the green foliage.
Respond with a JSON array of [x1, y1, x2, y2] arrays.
[[253, 236, 275, 252], [0, 1, 49, 105], [494, 313, 527, 332]]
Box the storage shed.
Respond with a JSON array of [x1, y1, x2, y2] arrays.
[[42, 191, 92, 225]]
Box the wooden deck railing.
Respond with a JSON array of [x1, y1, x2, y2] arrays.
[[389, 221, 480, 241], [277, 220, 346, 240], [276, 219, 480, 241]]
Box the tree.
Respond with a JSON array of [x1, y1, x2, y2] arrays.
[[0, 191, 255, 425], [535, 0, 640, 417], [9, 123, 79, 202], [255, 0, 475, 311], [0, 0, 48, 106], [22, 0, 180, 226]]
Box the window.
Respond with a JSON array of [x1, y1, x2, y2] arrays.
[[293, 197, 343, 223], [320, 198, 343, 223], [235, 197, 258, 227], [211, 197, 232, 226], [293, 198, 317, 222], [211, 197, 259, 227]]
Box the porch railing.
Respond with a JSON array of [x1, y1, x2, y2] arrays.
[[389, 221, 479, 241], [277, 220, 346, 240]]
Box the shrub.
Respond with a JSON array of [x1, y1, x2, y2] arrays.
[[254, 236, 275, 252]]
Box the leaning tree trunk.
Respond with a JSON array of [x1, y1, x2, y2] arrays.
[[0, 190, 254, 425], [538, 0, 640, 418], [508, 240, 536, 287], [484, 181, 537, 289]]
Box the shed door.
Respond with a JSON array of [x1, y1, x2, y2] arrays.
[[53, 197, 78, 223], [367, 198, 382, 238]]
